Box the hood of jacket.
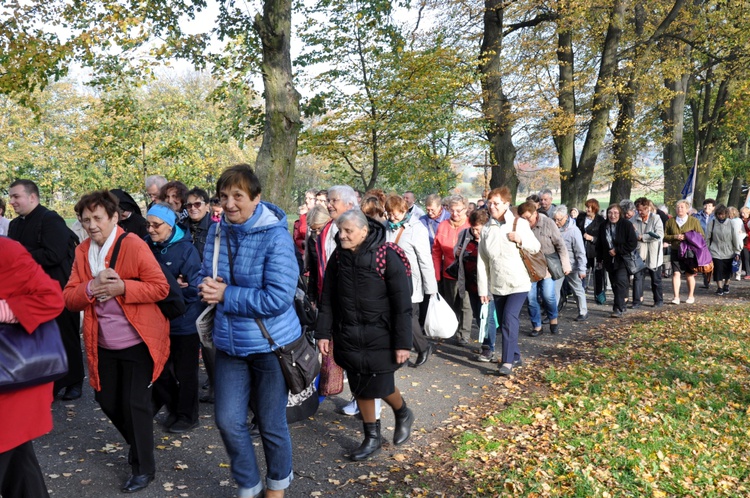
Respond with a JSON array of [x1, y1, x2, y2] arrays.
[[111, 188, 141, 214], [220, 201, 288, 236]]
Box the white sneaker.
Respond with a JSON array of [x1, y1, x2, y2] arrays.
[[339, 397, 382, 419], [341, 398, 359, 416]]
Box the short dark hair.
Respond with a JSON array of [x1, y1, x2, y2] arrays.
[[517, 201, 538, 216], [159, 181, 189, 205], [0, 197, 5, 216], [526, 194, 541, 204], [714, 204, 728, 217], [187, 187, 209, 203], [9, 179, 39, 197], [703, 198, 716, 207], [634, 197, 651, 208], [74, 190, 120, 219], [607, 203, 624, 217], [210, 197, 221, 206], [469, 208, 490, 226], [217, 164, 261, 199]]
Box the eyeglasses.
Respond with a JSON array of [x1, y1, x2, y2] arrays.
[[146, 221, 166, 230], [186, 201, 205, 209]]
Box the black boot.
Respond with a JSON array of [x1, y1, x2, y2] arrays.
[[392, 399, 414, 446], [350, 421, 381, 461]]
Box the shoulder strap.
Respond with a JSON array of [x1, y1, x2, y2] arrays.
[[108, 233, 129, 270], [226, 229, 235, 285], [211, 225, 221, 279], [394, 226, 406, 245], [375, 242, 412, 280]]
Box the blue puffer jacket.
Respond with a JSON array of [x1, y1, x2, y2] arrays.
[[146, 226, 204, 335], [198, 201, 301, 356]]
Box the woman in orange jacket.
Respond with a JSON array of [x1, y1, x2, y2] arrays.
[[64, 190, 170, 494]]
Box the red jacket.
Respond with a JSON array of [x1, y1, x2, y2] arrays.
[[432, 218, 471, 281], [0, 238, 65, 452], [64, 229, 171, 390], [293, 213, 307, 255]]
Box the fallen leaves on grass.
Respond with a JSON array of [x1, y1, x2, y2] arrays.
[[373, 304, 750, 496]]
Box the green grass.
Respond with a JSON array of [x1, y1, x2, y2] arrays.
[[444, 307, 750, 496]]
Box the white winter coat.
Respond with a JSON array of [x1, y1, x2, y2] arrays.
[[478, 209, 541, 297]]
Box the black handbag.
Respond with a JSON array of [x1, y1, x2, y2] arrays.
[[622, 249, 647, 275], [256, 318, 321, 395], [294, 276, 318, 327], [545, 252, 565, 280], [0, 320, 69, 393]]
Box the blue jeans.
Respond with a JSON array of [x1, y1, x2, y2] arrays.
[[527, 277, 558, 328], [214, 350, 293, 493], [468, 292, 497, 351]]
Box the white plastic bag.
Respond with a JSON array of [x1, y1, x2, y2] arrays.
[[424, 293, 458, 339], [478, 302, 489, 344]]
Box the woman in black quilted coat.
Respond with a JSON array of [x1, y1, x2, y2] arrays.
[[315, 209, 414, 461]]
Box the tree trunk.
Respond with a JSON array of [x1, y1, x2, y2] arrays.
[[610, 72, 636, 205], [253, 0, 301, 211], [691, 75, 730, 207], [572, 0, 625, 208], [480, 0, 519, 202], [660, 73, 691, 212], [554, 28, 576, 204], [728, 176, 744, 208]]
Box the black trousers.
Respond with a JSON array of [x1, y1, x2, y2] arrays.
[[607, 266, 629, 313], [96, 343, 155, 475], [0, 441, 49, 498], [153, 334, 200, 424], [633, 266, 663, 305], [53, 308, 84, 392], [411, 303, 429, 353]]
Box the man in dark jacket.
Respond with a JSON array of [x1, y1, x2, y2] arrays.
[[111, 188, 148, 239], [7, 179, 85, 400]]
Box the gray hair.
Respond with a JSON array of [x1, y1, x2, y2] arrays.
[[554, 204, 569, 219], [444, 194, 467, 209], [145, 175, 167, 189], [619, 199, 635, 213], [675, 199, 691, 210], [336, 208, 368, 230], [539, 189, 553, 198], [424, 193, 442, 208], [328, 185, 359, 210]]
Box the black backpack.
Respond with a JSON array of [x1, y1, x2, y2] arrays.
[[109, 233, 187, 320]]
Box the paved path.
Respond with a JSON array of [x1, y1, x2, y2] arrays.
[[36, 278, 748, 497]]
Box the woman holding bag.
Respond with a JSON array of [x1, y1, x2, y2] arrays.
[[0, 237, 65, 497], [385, 194, 437, 368], [315, 209, 414, 461], [478, 188, 541, 377], [197, 164, 300, 498], [596, 204, 638, 318]]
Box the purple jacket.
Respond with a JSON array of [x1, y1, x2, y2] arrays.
[[679, 230, 712, 266]]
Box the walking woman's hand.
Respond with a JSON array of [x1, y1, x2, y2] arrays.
[[395, 349, 410, 364], [318, 339, 330, 356]]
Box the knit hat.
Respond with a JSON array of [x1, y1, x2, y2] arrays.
[[147, 204, 177, 228]]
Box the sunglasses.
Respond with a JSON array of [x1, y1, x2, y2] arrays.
[[146, 221, 166, 230], [186, 201, 205, 209]]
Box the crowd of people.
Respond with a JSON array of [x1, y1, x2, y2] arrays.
[[1, 172, 749, 497]]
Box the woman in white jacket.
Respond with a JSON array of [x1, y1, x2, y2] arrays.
[[478, 187, 541, 376], [385, 194, 439, 367]]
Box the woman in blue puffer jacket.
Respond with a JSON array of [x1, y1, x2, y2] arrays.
[[197, 164, 300, 498]]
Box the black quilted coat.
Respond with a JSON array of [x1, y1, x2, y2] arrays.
[[315, 217, 413, 375]]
